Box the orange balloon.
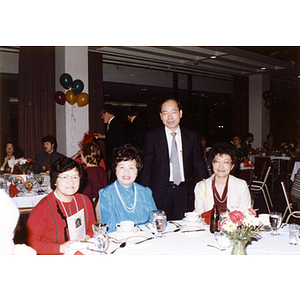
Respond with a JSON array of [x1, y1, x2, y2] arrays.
[[66, 90, 78, 105], [77, 92, 89, 107]]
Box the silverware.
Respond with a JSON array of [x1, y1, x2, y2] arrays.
[[207, 244, 226, 251], [109, 242, 126, 254], [163, 228, 180, 234], [168, 221, 181, 228], [181, 228, 205, 233], [135, 236, 154, 244]]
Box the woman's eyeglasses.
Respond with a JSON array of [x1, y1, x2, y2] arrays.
[[58, 175, 80, 182], [212, 160, 232, 167]]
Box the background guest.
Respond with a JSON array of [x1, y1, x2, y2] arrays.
[[1, 141, 16, 172], [194, 142, 251, 216], [140, 99, 208, 220], [34, 135, 65, 173], [263, 133, 275, 156], [242, 132, 254, 155], [126, 106, 147, 151], [79, 139, 107, 209], [98, 144, 157, 232], [27, 157, 96, 254], [232, 134, 247, 161], [94, 104, 127, 183]]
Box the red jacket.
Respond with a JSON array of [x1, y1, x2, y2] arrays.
[[27, 191, 96, 255]]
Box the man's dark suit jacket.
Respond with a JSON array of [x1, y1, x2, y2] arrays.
[[128, 116, 146, 151], [105, 117, 127, 170], [140, 126, 208, 212], [34, 151, 65, 174]]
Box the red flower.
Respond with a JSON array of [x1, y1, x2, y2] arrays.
[[229, 210, 245, 226], [27, 158, 32, 162], [248, 207, 256, 217]]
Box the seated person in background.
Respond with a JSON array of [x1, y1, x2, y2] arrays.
[[1, 141, 16, 172], [0, 189, 36, 255], [34, 135, 65, 173], [242, 132, 254, 155], [79, 140, 107, 209], [232, 134, 248, 161], [71, 131, 106, 170], [27, 157, 96, 254], [263, 133, 275, 156], [98, 144, 157, 232], [194, 142, 251, 216]]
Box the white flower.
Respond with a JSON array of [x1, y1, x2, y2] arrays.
[[221, 220, 237, 232]]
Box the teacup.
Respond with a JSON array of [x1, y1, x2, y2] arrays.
[[258, 213, 270, 226], [214, 231, 231, 248], [116, 220, 135, 232], [184, 212, 199, 223], [69, 242, 87, 254]]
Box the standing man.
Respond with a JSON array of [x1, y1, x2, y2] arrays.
[[140, 99, 208, 220], [242, 132, 254, 155], [34, 135, 65, 173], [126, 106, 147, 151], [95, 104, 127, 182]]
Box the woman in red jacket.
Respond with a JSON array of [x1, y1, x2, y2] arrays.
[[27, 157, 96, 255]]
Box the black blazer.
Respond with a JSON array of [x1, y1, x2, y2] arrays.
[[34, 151, 65, 174], [140, 126, 208, 211]]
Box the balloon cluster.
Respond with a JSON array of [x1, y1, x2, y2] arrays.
[[262, 90, 274, 109], [54, 73, 89, 107]]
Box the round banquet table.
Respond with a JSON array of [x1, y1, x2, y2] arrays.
[[77, 220, 300, 255]]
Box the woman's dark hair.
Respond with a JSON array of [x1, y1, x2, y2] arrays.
[[50, 157, 84, 190], [208, 142, 238, 174], [111, 143, 143, 174], [81, 141, 102, 165]]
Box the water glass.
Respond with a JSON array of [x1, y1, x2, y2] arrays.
[[289, 224, 299, 245]]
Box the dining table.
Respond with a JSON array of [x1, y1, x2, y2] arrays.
[[290, 161, 300, 182], [70, 219, 300, 255]]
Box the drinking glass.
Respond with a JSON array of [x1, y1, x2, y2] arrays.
[[151, 210, 167, 238], [92, 223, 109, 254], [35, 175, 45, 192], [269, 212, 282, 236]]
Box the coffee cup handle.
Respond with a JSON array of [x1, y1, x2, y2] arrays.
[[116, 223, 120, 228]]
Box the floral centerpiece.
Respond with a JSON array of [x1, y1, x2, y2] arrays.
[[220, 208, 262, 255], [12, 158, 33, 174]]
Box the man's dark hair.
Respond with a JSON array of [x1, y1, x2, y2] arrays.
[[101, 104, 116, 116], [127, 106, 139, 117], [159, 99, 183, 112], [42, 135, 58, 151]]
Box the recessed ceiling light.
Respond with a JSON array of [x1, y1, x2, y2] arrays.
[[261, 67, 266, 70], [210, 55, 217, 59]]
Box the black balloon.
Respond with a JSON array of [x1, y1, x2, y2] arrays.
[[54, 91, 66, 105], [71, 79, 84, 96], [262, 90, 271, 101], [60, 73, 73, 89]]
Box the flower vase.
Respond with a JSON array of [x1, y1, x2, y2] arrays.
[[231, 240, 247, 255]]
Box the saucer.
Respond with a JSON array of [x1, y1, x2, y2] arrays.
[[183, 218, 202, 226], [116, 226, 139, 234], [125, 235, 149, 244]]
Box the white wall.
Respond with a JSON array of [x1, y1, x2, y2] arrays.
[[0, 52, 18, 73]]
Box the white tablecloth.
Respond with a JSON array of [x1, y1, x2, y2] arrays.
[[84, 220, 300, 255]]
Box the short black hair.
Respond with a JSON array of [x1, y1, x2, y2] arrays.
[[127, 106, 139, 117], [50, 157, 84, 191], [42, 135, 57, 151], [111, 143, 143, 174], [245, 132, 253, 139], [159, 99, 183, 112], [208, 142, 238, 174], [101, 104, 115, 116]]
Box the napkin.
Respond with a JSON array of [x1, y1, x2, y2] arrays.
[[201, 210, 212, 225], [9, 184, 21, 198]]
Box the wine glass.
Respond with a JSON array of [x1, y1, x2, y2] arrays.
[[35, 175, 45, 192], [151, 210, 167, 238], [92, 224, 109, 254], [269, 212, 282, 236]]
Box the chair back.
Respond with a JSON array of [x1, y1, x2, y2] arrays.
[[262, 166, 271, 185], [238, 169, 254, 186], [281, 181, 293, 221], [254, 156, 271, 180]]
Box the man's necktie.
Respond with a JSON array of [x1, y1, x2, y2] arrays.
[[170, 132, 181, 185]]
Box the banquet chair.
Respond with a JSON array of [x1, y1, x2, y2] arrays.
[[250, 166, 273, 213], [253, 157, 269, 180], [284, 211, 300, 224], [238, 169, 254, 187], [281, 181, 293, 222]]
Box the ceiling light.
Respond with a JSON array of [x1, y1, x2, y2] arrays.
[[210, 55, 217, 59], [261, 67, 266, 70]]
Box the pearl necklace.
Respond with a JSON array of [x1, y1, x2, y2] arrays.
[[114, 182, 137, 213]]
